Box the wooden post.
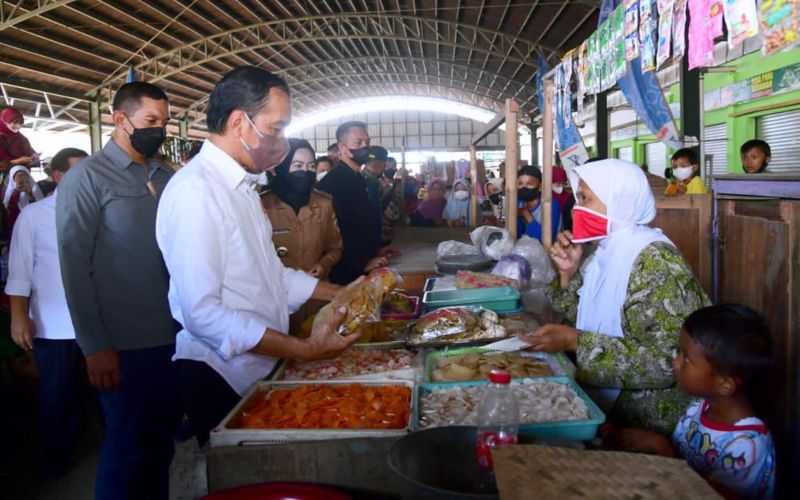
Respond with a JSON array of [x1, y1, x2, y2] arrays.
[[505, 99, 520, 240], [470, 146, 479, 228], [542, 80, 555, 250]]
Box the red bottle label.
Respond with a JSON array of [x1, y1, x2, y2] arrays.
[[476, 431, 518, 469]]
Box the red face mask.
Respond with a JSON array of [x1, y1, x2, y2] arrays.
[[571, 206, 610, 243]]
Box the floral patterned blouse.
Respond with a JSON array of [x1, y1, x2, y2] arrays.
[[547, 241, 710, 435]]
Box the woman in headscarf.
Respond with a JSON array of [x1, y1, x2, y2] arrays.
[[0, 107, 38, 172], [409, 178, 447, 226], [518, 159, 709, 435], [442, 178, 474, 227], [260, 138, 344, 336], [3, 165, 44, 235]]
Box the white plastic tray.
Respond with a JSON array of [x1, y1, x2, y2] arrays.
[[209, 379, 415, 447]]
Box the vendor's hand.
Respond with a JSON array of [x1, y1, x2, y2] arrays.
[[10, 314, 35, 351], [305, 306, 361, 360], [618, 428, 674, 457], [364, 256, 389, 272], [520, 208, 534, 223], [550, 231, 583, 285], [378, 246, 401, 259], [86, 349, 121, 391], [308, 263, 325, 278], [517, 324, 578, 353]]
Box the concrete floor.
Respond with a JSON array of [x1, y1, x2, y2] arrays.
[[0, 363, 208, 500]]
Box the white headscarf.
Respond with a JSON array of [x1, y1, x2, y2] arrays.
[[3, 165, 44, 209], [570, 159, 673, 339], [443, 178, 472, 223]]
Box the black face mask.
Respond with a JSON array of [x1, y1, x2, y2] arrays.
[[489, 193, 502, 205], [125, 115, 166, 158], [518, 188, 540, 203], [384, 168, 397, 180], [287, 170, 316, 194], [350, 147, 371, 166]]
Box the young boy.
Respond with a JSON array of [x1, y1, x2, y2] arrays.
[[665, 148, 707, 195], [740, 139, 771, 174], [616, 305, 775, 498]]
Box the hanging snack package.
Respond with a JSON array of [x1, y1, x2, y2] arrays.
[[313, 268, 401, 336]]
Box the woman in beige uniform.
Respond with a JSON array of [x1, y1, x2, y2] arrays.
[[261, 138, 343, 335]]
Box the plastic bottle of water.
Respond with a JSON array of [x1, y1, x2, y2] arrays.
[[475, 369, 519, 490]]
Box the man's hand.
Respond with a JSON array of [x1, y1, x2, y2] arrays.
[[10, 315, 35, 350], [517, 324, 579, 353], [12, 156, 33, 166], [339, 147, 360, 171], [85, 349, 121, 390], [364, 256, 389, 272], [377, 246, 401, 259], [308, 263, 325, 278], [304, 306, 360, 360]]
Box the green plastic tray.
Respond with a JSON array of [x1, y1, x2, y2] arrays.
[[422, 286, 521, 313], [423, 347, 571, 383], [413, 376, 605, 441]]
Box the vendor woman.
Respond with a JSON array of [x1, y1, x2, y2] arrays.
[[519, 159, 709, 434]]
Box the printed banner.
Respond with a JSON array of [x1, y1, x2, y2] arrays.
[[601, 0, 684, 150], [657, 0, 675, 68], [625, 0, 640, 61], [548, 57, 590, 171], [759, 0, 800, 56], [672, 0, 689, 60], [639, 0, 658, 72], [577, 43, 588, 116], [722, 0, 760, 47], [689, 0, 718, 69], [704, 60, 800, 110], [613, 4, 628, 81]]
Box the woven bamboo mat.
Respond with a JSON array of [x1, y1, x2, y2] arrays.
[[492, 445, 720, 499]]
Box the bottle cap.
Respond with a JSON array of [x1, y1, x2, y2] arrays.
[[488, 369, 511, 384]]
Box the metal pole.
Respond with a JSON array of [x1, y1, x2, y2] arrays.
[[542, 81, 555, 250], [505, 99, 519, 240], [469, 146, 479, 228], [595, 92, 609, 159], [88, 98, 102, 153], [179, 118, 188, 140], [528, 122, 539, 166]]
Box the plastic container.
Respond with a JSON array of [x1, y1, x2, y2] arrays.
[[475, 370, 519, 482], [422, 287, 521, 313], [412, 376, 605, 441], [423, 348, 570, 383], [381, 296, 422, 320]]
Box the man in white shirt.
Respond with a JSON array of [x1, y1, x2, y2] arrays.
[[6, 147, 88, 479], [156, 67, 360, 445]]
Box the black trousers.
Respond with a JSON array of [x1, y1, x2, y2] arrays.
[[178, 359, 241, 447]]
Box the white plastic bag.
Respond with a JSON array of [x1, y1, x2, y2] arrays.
[[469, 226, 513, 260], [511, 236, 556, 288], [436, 240, 479, 258]]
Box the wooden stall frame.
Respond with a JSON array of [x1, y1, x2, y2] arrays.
[[468, 98, 520, 239], [541, 80, 555, 250]]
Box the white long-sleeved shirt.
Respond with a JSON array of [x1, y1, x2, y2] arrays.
[[5, 191, 76, 340], [156, 140, 318, 395]]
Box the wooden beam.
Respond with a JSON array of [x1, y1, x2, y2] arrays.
[[505, 98, 520, 240], [470, 111, 506, 147], [470, 146, 479, 228], [542, 80, 555, 250]]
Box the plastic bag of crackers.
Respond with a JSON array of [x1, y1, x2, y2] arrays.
[[312, 268, 402, 336]]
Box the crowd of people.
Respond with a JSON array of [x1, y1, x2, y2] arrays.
[[0, 66, 780, 499]]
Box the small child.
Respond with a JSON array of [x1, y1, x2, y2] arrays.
[[740, 140, 771, 174], [616, 304, 776, 498], [665, 148, 707, 195]]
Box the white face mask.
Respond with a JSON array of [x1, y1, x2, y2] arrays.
[[454, 190, 469, 201], [673, 166, 694, 181], [553, 185, 564, 194], [316, 171, 328, 182]]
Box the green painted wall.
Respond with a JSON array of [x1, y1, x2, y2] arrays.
[[609, 47, 800, 173]]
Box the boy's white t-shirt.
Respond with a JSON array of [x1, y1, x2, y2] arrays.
[[673, 400, 775, 498]]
